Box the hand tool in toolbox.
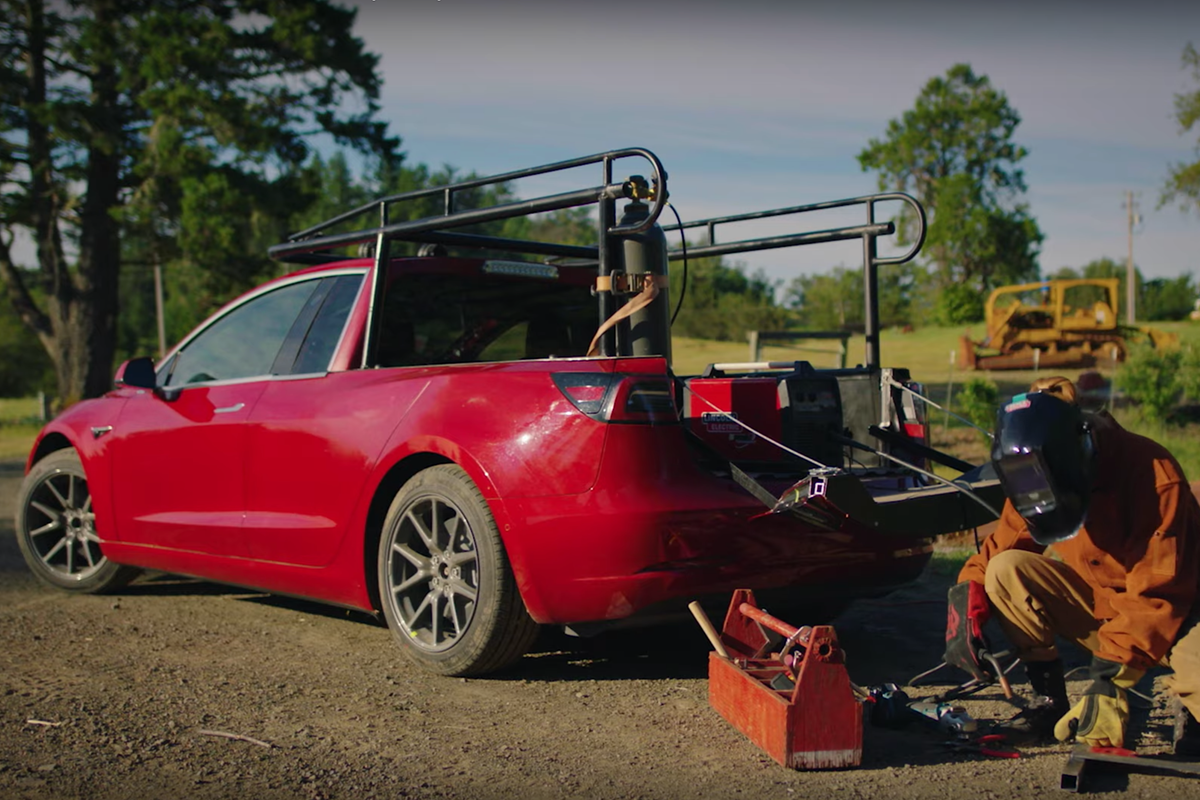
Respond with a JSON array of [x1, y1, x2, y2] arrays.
[[689, 589, 862, 770], [1060, 744, 1200, 792]]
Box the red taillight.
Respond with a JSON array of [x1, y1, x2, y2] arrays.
[[552, 372, 677, 423]]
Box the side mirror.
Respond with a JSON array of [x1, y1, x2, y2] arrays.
[[114, 357, 157, 390]]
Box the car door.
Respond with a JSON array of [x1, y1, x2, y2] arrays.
[[242, 272, 400, 566], [109, 277, 323, 556]]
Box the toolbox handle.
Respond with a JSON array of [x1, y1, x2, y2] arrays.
[[688, 601, 731, 659]]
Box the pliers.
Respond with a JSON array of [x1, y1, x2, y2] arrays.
[[944, 734, 1020, 759]]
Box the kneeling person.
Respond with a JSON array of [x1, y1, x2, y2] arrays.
[[944, 377, 1200, 750]]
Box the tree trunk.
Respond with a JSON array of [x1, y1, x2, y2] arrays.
[[4, 0, 123, 406], [68, 1, 122, 402]]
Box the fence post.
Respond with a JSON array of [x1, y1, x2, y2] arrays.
[[747, 331, 760, 362], [38, 391, 50, 422], [943, 349, 956, 435]]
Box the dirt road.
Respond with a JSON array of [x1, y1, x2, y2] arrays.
[[1, 461, 1196, 799]]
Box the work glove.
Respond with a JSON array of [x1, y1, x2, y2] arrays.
[[1054, 656, 1145, 748], [944, 580, 994, 682]]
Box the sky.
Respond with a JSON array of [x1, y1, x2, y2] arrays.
[[348, 0, 1200, 291]]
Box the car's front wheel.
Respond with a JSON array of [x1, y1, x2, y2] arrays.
[[377, 465, 538, 676], [15, 449, 141, 593]]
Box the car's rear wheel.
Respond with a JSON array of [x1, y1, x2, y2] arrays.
[[15, 449, 141, 593], [377, 465, 538, 676]]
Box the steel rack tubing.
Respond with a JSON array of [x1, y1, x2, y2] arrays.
[[268, 147, 667, 263], [661, 193, 926, 370]]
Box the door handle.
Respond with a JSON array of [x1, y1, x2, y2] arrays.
[[213, 403, 245, 414]]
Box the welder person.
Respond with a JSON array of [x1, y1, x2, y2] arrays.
[[943, 376, 1200, 751]]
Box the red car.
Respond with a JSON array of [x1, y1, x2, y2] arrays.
[[14, 150, 1000, 676]]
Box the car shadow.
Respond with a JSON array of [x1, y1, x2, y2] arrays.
[[511, 624, 716, 682], [118, 573, 387, 627]]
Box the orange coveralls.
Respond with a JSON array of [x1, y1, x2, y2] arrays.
[[959, 415, 1200, 715]]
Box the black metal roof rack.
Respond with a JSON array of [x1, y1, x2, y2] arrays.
[[267, 147, 668, 368], [267, 147, 668, 265]]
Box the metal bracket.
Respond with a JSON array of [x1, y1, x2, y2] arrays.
[[1061, 744, 1200, 792]]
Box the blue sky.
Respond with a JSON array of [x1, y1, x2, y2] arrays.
[[352, 0, 1200, 290]]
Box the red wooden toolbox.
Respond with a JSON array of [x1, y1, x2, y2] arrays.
[[707, 589, 862, 769]]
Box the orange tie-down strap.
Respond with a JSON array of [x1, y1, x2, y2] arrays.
[[587, 274, 670, 357]]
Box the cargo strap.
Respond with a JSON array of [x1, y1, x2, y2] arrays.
[[594, 272, 669, 295], [586, 273, 669, 357]]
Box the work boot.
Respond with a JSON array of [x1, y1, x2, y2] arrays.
[[993, 659, 1070, 745], [1172, 697, 1200, 757]]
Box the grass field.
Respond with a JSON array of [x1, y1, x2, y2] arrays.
[[0, 396, 43, 461]]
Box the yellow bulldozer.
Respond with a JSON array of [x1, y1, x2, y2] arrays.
[[960, 278, 1177, 371]]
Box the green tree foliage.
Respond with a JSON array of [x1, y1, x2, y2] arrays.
[[528, 208, 596, 247], [783, 263, 915, 331], [0, 0, 398, 402], [857, 64, 1043, 292], [671, 255, 795, 341], [933, 282, 984, 325], [785, 267, 862, 330], [1142, 274, 1197, 321], [1163, 42, 1200, 214]]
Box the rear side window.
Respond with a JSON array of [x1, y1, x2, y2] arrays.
[[290, 275, 364, 374], [165, 280, 319, 386], [376, 267, 595, 368]]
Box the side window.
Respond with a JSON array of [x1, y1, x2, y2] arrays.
[[165, 280, 319, 386], [290, 275, 364, 374]]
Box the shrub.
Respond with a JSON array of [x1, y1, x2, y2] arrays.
[[934, 283, 984, 326], [956, 377, 1000, 442], [1116, 344, 1195, 423]]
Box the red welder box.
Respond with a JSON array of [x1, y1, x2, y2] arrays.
[[683, 377, 782, 463]]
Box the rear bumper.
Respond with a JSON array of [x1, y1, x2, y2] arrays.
[[497, 485, 933, 625]]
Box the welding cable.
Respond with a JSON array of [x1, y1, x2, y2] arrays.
[[667, 202, 688, 326], [1061, 664, 1153, 706], [883, 374, 995, 442]]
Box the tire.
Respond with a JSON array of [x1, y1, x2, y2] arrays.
[[377, 465, 538, 676], [15, 449, 141, 593]]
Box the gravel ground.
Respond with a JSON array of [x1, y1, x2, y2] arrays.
[[3, 460, 1200, 799]]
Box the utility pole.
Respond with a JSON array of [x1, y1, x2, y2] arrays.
[[1125, 190, 1140, 325], [153, 258, 166, 360]]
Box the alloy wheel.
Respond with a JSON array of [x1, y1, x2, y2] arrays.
[[22, 468, 107, 582], [384, 495, 480, 652]]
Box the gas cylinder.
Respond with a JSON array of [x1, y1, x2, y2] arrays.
[[617, 199, 672, 363]]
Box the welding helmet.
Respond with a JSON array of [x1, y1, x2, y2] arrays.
[[991, 391, 1096, 545]]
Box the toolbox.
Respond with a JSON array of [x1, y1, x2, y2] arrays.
[[706, 589, 862, 769]]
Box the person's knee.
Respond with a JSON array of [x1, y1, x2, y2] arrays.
[[983, 549, 1045, 601]]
